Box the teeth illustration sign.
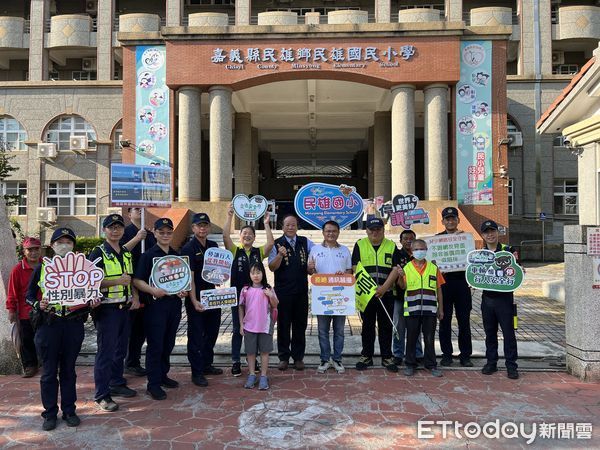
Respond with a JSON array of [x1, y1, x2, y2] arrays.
[[294, 183, 363, 229], [465, 250, 524, 292], [150, 255, 192, 295], [310, 274, 356, 316], [379, 194, 430, 229], [201, 248, 234, 284], [41, 252, 104, 311], [232, 194, 269, 222]]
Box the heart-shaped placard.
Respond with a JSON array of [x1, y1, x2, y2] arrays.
[[232, 194, 268, 222], [294, 182, 364, 229]]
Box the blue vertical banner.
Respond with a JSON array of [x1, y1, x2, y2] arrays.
[[135, 46, 170, 166], [456, 41, 493, 205]]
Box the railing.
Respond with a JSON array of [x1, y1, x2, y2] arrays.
[[24, 19, 30, 33], [398, 4, 444, 11], [552, 64, 579, 75], [463, 9, 519, 26]]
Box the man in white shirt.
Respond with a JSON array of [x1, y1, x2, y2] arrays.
[[307, 220, 352, 374]]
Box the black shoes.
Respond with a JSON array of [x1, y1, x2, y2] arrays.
[[42, 417, 57, 431], [62, 413, 81, 427], [355, 356, 374, 370], [440, 356, 453, 366], [124, 365, 147, 377], [507, 369, 520, 380], [146, 386, 167, 400], [110, 385, 137, 398], [382, 358, 399, 373], [203, 366, 223, 376], [481, 364, 498, 375], [232, 362, 242, 377], [161, 377, 179, 388], [96, 396, 119, 412], [192, 374, 209, 387], [392, 356, 403, 366], [460, 358, 474, 367]]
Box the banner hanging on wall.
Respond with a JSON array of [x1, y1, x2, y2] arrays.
[[135, 45, 170, 167], [456, 41, 493, 205]]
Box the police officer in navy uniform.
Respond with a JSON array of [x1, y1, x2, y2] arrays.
[[268, 215, 313, 371], [180, 213, 223, 388], [89, 214, 138, 412], [26, 228, 99, 431], [437, 207, 473, 367], [120, 207, 156, 377], [133, 218, 190, 400], [479, 220, 519, 380]]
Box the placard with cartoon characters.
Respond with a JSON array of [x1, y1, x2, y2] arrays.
[[378, 194, 430, 229], [465, 250, 524, 292], [150, 255, 192, 295], [310, 274, 356, 316]]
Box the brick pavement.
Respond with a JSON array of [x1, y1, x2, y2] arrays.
[[0, 367, 597, 448]]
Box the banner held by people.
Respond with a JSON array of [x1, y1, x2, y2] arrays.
[[294, 182, 363, 229], [232, 194, 269, 222], [465, 249, 524, 292], [201, 248, 234, 284], [354, 262, 377, 313], [426, 233, 475, 272], [310, 274, 356, 316], [379, 194, 430, 230], [150, 255, 192, 295], [200, 286, 238, 309]]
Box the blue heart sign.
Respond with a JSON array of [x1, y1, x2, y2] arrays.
[[294, 183, 364, 229]]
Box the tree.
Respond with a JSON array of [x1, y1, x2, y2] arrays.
[[0, 138, 18, 209]]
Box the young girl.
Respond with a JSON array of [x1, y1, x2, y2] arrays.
[[239, 263, 278, 390]]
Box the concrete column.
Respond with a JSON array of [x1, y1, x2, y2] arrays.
[[251, 127, 259, 193], [97, 0, 115, 81], [209, 86, 233, 201], [424, 84, 449, 200], [391, 84, 415, 194], [234, 113, 252, 194], [178, 87, 202, 202], [373, 112, 391, 199], [445, 0, 463, 22], [519, 0, 552, 76], [236, 0, 251, 25], [166, 0, 183, 26], [564, 225, 600, 381], [375, 0, 391, 23], [29, 0, 50, 81], [368, 126, 374, 198]]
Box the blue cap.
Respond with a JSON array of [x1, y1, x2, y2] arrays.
[[50, 227, 76, 244], [480, 220, 499, 232], [103, 214, 125, 228], [192, 213, 210, 225], [154, 218, 174, 230], [366, 217, 385, 229], [442, 207, 459, 218]]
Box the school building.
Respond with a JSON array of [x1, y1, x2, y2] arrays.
[[0, 0, 594, 247]]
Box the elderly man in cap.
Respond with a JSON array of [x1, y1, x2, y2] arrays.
[[181, 213, 223, 387], [26, 228, 99, 431], [133, 218, 190, 400], [351, 217, 401, 372], [437, 207, 473, 367], [479, 219, 519, 380], [7, 236, 42, 377], [88, 214, 138, 412]]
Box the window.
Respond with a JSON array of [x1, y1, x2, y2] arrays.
[[46, 116, 97, 151], [0, 116, 27, 151], [111, 125, 122, 162], [508, 178, 514, 216], [553, 179, 578, 215], [1, 181, 27, 215], [71, 71, 97, 81], [47, 181, 96, 216]]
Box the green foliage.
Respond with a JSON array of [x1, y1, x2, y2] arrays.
[[0, 138, 18, 208], [75, 237, 104, 256], [10, 218, 25, 259]]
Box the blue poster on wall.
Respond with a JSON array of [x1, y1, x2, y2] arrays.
[[294, 183, 364, 229], [456, 41, 493, 205], [135, 46, 170, 167]]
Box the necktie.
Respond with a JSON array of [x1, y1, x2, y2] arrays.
[[289, 239, 295, 253]]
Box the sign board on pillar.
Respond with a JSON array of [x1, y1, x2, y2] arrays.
[[110, 163, 172, 208], [587, 227, 600, 256]]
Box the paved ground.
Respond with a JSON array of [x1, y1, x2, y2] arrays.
[[0, 367, 598, 448]]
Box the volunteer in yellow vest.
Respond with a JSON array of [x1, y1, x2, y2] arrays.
[[88, 214, 140, 412], [397, 239, 445, 377], [351, 217, 401, 372]]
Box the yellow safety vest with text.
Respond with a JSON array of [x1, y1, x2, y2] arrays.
[[403, 261, 439, 317], [356, 237, 396, 295], [98, 245, 133, 303]]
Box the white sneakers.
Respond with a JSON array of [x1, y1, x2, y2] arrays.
[[317, 360, 345, 374]]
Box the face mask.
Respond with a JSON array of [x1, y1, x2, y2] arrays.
[[53, 243, 73, 257], [412, 250, 427, 261]]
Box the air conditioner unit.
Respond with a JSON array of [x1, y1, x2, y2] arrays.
[[82, 58, 97, 71], [70, 136, 88, 153], [37, 207, 57, 224], [508, 131, 523, 148], [86, 0, 98, 14], [552, 51, 565, 65], [106, 207, 122, 216], [37, 143, 57, 159]]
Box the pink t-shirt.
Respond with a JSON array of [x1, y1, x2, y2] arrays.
[[239, 286, 277, 334]]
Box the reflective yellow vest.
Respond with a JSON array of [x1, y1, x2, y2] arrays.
[[403, 261, 439, 317], [97, 245, 133, 303], [356, 237, 396, 295]]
